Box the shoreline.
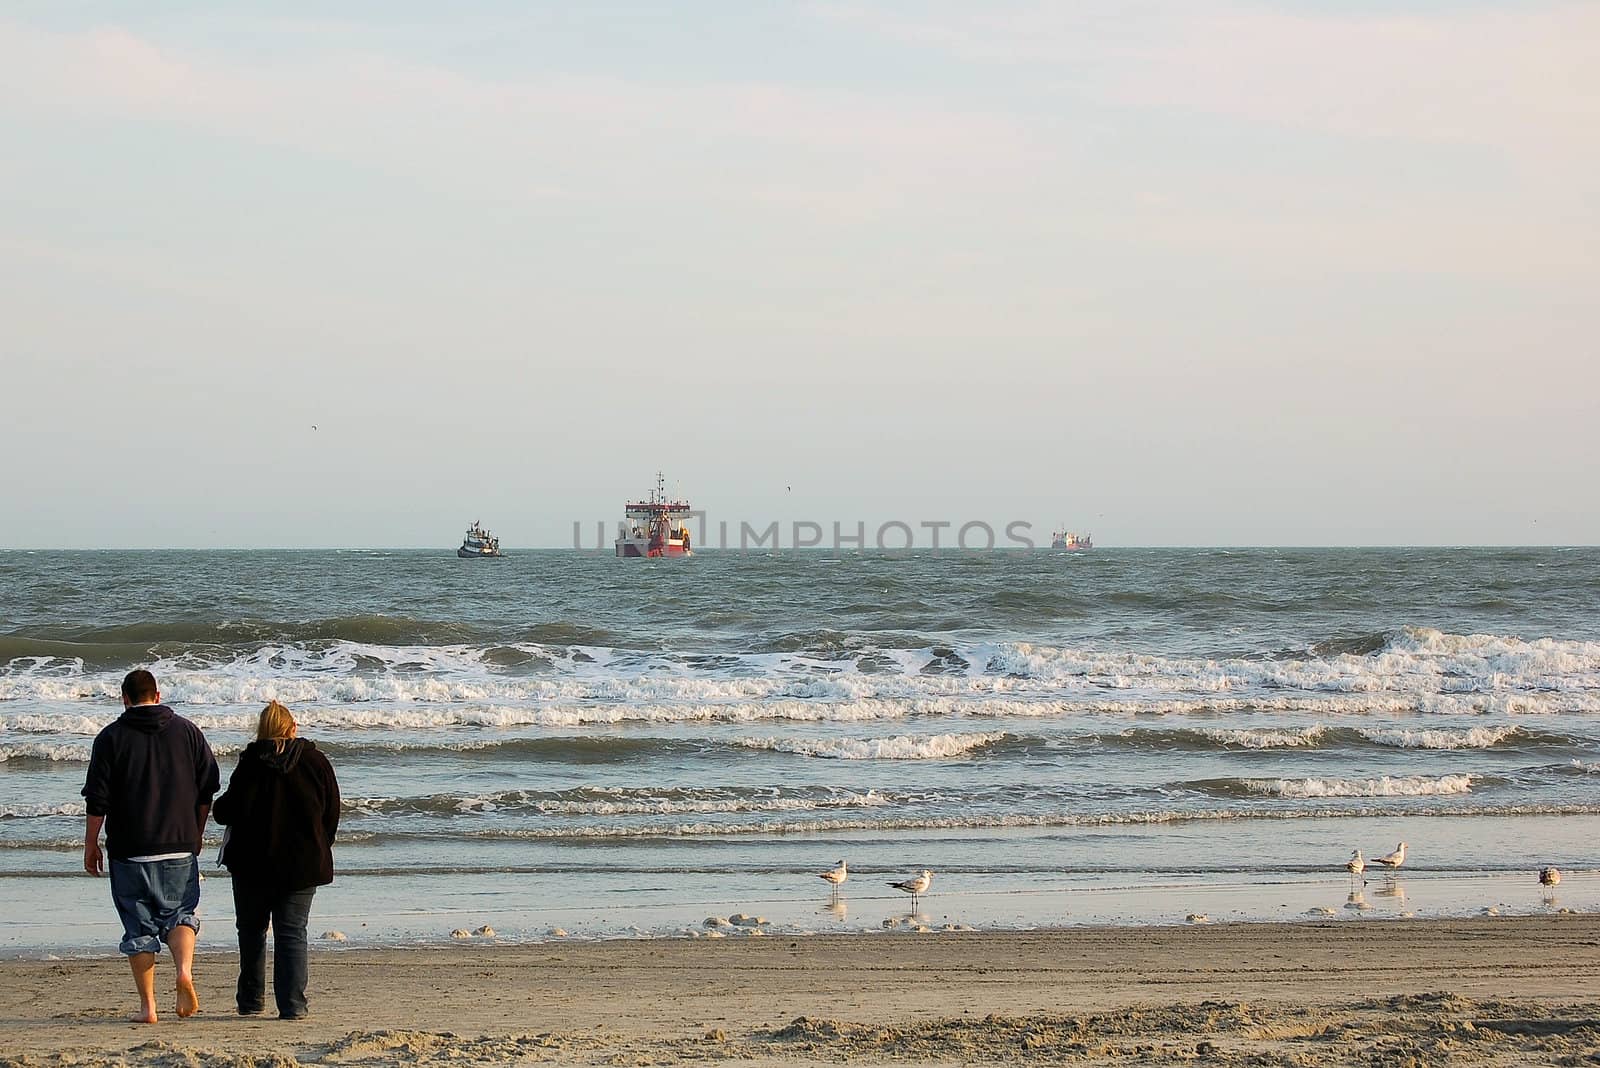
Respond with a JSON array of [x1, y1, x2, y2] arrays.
[[5, 916, 1600, 1065], [4, 857, 1594, 959]]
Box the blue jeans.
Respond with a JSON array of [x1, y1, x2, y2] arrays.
[[109, 856, 200, 956], [233, 881, 317, 1018]]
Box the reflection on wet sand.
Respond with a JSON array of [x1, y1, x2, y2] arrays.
[[1372, 881, 1407, 904]]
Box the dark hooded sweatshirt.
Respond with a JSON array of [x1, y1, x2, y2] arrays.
[[213, 738, 340, 891], [81, 703, 220, 860]]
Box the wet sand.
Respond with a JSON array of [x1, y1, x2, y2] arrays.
[[4, 917, 1600, 1065]]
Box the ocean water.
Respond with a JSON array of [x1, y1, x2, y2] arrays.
[[2, 547, 1597, 953]]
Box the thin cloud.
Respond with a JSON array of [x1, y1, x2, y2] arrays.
[[812, 1, 1600, 160], [0, 19, 1045, 217]]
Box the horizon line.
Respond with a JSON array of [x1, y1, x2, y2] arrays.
[[0, 544, 1594, 553]]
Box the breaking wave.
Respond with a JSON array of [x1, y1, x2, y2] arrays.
[[734, 732, 1009, 760], [343, 787, 897, 818], [1355, 726, 1526, 750], [1068, 723, 1575, 753], [0, 715, 1584, 769], [6, 690, 1597, 744], [416, 802, 1600, 839], [9, 803, 1600, 846], [1196, 726, 1328, 749], [1242, 774, 1478, 799], [0, 801, 85, 820], [0, 742, 92, 763], [5, 627, 1600, 716]]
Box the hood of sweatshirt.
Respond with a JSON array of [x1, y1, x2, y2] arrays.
[[118, 703, 175, 734], [252, 737, 313, 774]]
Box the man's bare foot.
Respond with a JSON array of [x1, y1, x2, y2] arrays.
[[129, 1007, 158, 1024], [175, 976, 199, 1018]]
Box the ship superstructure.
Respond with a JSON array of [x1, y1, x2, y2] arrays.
[[458, 521, 503, 558], [615, 473, 693, 558], [1050, 529, 1093, 551]]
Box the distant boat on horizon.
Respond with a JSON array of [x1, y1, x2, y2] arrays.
[[457, 521, 503, 558], [1051, 529, 1094, 551], [616, 473, 692, 558]]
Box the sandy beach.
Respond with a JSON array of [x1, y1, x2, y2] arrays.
[[4, 917, 1599, 1066]]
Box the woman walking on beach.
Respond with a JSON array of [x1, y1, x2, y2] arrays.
[[213, 701, 340, 1019]]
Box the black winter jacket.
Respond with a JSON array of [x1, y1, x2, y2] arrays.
[[213, 738, 340, 891], [81, 704, 220, 859]]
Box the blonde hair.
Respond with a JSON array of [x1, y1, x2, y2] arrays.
[[256, 700, 298, 753]]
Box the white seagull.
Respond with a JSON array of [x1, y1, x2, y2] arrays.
[[1539, 867, 1561, 887], [888, 870, 933, 909], [1371, 842, 1407, 869], [1346, 849, 1366, 885], [818, 859, 848, 894]]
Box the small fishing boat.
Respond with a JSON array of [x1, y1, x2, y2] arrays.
[[457, 521, 503, 558]]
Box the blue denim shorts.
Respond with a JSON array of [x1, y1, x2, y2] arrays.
[[109, 856, 201, 956]]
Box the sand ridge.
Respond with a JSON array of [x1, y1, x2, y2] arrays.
[[4, 918, 1600, 1066], [5, 997, 1600, 1066]]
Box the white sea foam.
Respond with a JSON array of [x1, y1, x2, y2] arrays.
[[0, 742, 92, 763], [11, 802, 1600, 845], [735, 732, 1008, 760], [0, 714, 110, 735], [0, 801, 85, 819], [6, 629, 1600, 714], [345, 789, 897, 818], [6, 688, 1596, 743], [437, 800, 1594, 838], [1248, 774, 1475, 799], [1357, 726, 1522, 750], [1199, 726, 1327, 749]]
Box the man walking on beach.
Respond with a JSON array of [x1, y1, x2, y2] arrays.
[[82, 669, 220, 1023]]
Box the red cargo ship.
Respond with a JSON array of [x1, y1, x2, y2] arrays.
[[615, 473, 693, 558]]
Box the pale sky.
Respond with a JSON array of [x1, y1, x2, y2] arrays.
[[1, 2, 1596, 548]]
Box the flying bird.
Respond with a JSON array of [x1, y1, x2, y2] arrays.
[[888, 870, 933, 909], [1371, 842, 1407, 869]]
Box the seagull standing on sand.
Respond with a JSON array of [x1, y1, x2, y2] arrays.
[[1539, 867, 1561, 887], [1346, 849, 1366, 886], [818, 859, 848, 898], [888, 870, 933, 909], [1371, 842, 1407, 870]]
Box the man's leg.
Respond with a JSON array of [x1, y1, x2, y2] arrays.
[[163, 855, 202, 1018], [128, 952, 158, 1024], [168, 924, 199, 1018], [109, 858, 162, 1023]]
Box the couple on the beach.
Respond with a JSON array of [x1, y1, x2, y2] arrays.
[[81, 669, 340, 1022]]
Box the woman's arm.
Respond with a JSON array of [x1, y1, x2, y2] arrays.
[[321, 754, 341, 842], [211, 757, 254, 825]]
